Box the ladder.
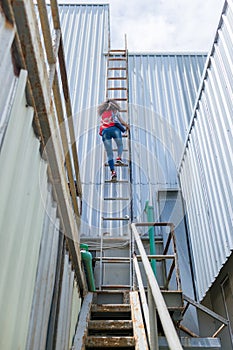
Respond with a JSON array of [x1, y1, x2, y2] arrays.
[[99, 37, 133, 290]]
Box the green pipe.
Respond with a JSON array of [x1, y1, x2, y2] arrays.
[[145, 200, 157, 276], [80, 245, 96, 292]]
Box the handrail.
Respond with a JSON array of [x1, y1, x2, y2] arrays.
[[131, 223, 183, 350]]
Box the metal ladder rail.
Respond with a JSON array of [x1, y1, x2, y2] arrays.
[[99, 37, 132, 290]]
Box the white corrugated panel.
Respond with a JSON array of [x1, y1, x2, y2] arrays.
[[128, 53, 206, 221], [0, 70, 48, 349], [55, 253, 75, 350], [0, 11, 17, 149], [179, 0, 233, 300], [58, 4, 109, 236], [26, 185, 60, 350]]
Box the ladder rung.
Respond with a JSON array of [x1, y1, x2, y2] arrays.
[[105, 163, 128, 167], [102, 217, 130, 221], [113, 98, 128, 101], [107, 87, 127, 91], [108, 67, 126, 71], [108, 58, 126, 61], [105, 180, 129, 183], [119, 110, 127, 113], [104, 197, 130, 200], [112, 148, 128, 151], [108, 77, 127, 81], [109, 50, 126, 53]]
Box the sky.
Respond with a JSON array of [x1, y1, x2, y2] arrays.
[[60, 0, 225, 52]]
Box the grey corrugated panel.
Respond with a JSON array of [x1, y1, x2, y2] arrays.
[[0, 70, 48, 349], [55, 253, 75, 350], [69, 280, 81, 348], [57, 256, 74, 348], [179, 0, 233, 300], [26, 185, 60, 350], [0, 11, 17, 150]]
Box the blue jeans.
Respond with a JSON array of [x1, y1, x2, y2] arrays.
[[102, 126, 123, 171]]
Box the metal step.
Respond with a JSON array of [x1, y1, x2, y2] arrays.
[[85, 335, 135, 348], [88, 320, 133, 331]]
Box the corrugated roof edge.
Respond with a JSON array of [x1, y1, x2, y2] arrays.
[[57, 3, 109, 5], [127, 51, 207, 56]]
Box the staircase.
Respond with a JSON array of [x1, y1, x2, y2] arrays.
[[73, 291, 148, 350]]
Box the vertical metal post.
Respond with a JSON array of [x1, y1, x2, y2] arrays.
[[148, 284, 159, 350]]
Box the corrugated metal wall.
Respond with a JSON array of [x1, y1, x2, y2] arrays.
[[178, 0, 233, 300], [0, 70, 48, 349], [26, 185, 60, 350], [0, 15, 82, 349], [58, 4, 207, 236]]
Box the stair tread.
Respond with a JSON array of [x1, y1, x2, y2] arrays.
[[88, 320, 133, 330], [86, 335, 135, 347], [91, 304, 131, 312]]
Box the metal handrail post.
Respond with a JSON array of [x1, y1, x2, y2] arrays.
[[131, 223, 183, 350], [148, 284, 159, 349]]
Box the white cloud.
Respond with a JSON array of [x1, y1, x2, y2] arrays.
[[109, 0, 225, 52], [59, 0, 225, 52]]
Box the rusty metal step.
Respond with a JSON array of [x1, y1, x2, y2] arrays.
[[91, 304, 131, 321], [91, 304, 131, 313], [88, 320, 133, 336], [85, 335, 135, 348]]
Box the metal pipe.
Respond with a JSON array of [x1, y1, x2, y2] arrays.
[[132, 223, 183, 350], [80, 247, 96, 292], [144, 201, 156, 275]]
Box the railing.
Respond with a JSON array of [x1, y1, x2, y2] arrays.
[[131, 222, 183, 350]]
